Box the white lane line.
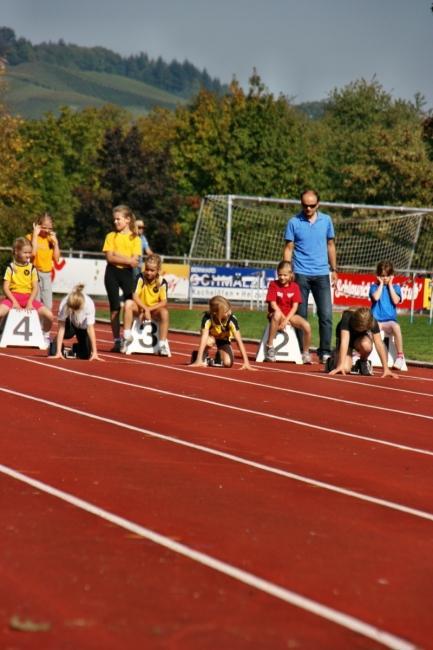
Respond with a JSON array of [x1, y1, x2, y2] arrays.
[[93, 332, 433, 390], [90, 351, 433, 422], [3, 354, 433, 458], [0, 463, 418, 650], [112, 347, 433, 400], [2, 386, 433, 524], [91, 330, 433, 398]]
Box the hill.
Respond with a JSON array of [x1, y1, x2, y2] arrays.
[[4, 62, 185, 118]]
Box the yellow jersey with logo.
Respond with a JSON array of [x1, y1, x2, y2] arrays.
[[26, 234, 55, 273], [135, 276, 167, 307], [102, 232, 142, 268], [200, 312, 239, 342], [4, 262, 38, 294]]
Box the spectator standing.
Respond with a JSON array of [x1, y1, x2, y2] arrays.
[[134, 219, 153, 282], [27, 213, 60, 310], [102, 205, 141, 352], [283, 190, 337, 363]]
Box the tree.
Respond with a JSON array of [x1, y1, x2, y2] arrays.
[[320, 79, 433, 205], [75, 125, 183, 254]]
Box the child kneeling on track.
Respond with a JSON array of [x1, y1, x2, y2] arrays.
[[50, 283, 102, 361], [326, 307, 397, 379], [0, 237, 53, 346], [122, 253, 169, 356], [190, 295, 254, 370], [369, 260, 406, 371], [265, 260, 312, 363]]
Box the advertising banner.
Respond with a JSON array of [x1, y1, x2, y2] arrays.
[[52, 258, 106, 295], [333, 273, 425, 309], [190, 265, 275, 301], [52, 258, 191, 300], [161, 263, 190, 300]]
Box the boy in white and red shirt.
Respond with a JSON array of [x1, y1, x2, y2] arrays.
[[265, 260, 312, 363]]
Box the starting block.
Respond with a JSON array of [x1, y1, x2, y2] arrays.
[[122, 319, 171, 356], [369, 330, 407, 371], [0, 309, 47, 350], [256, 323, 302, 364]]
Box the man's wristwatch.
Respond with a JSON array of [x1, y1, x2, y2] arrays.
[[330, 267, 337, 272]]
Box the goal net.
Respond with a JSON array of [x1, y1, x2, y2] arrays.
[[189, 195, 433, 271]]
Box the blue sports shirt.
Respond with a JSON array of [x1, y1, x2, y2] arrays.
[[369, 283, 402, 322], [284, 211, 335, 275]]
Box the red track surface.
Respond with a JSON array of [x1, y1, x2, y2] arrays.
[[1, 322, 433, 650]]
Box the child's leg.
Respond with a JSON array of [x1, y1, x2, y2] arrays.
[[0, 305, 10, 320], [37, 306, 54, 333], [110, 309, 121, 340], [75, 327, 92, 359], [290, 315, 311, 353], [218, 342, 234, 367], [390, 322, 403, 354], [153, 307, 169, 340], [123, 299, 137, 332], [267, 311, 282, 347], [353, 335, 373, 359]]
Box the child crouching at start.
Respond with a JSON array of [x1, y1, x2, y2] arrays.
[[326, 307, 397, 379], [122, 254, 169, 356], [51, 283, 102, 360], [190, 295, 254, 370]]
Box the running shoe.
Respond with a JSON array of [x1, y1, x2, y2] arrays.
[[358, 359, 373, 376], [393, 355, 406, 370], [159, 341, 169, 356], [301, 351, 312, 364], [265, 346, 276, 362], [111, 339, 122, 353]]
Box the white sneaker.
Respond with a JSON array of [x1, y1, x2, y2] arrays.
[[123, 330, 133, 343], [43, 333, 51, 349], [301, 351, 312, 364], [393, 355, 406, 370], [159, 341, 169, 357]]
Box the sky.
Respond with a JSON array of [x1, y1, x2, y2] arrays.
[[2, 0, 433, 108]]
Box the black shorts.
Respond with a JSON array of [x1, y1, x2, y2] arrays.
[[216, 339, 234, 365], [104, 264, 134, 311]]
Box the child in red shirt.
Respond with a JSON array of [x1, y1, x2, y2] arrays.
[[265, 260, 312, 363]]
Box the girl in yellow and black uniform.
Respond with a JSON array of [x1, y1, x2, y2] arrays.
[[122, 253, 169, 356], [190, 295, 253, 370]]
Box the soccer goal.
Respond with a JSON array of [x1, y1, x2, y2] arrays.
[[189, 194, 433, 271]]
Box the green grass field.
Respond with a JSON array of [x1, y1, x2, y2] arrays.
[[97, 306, 433, 363]]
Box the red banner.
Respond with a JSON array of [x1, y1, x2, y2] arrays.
[[333, 273, 424, 309]]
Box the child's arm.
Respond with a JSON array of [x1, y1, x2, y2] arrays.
[[26, 274, 39, 309], [233, 329, 255, 370], [48, 231, 60, 264], [132, 292, 152, 321], [51, 321, 66, 359], [190, 329, 209, 367], [285, 302, 299, 326], [2, 280, 20, 309], [387, 278, 401, 306], [88, 324, 103, 361], [370, 278, 383, 302], [372, 332, 398, 379], [105, 250, 139, 268], [329, 329, 351, 375], [269, 301, 285, 328]]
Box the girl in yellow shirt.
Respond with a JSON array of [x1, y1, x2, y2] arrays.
[[102, 205, 141, 352]]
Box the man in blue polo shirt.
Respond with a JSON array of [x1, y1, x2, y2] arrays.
[[283, 189, 338, 363]]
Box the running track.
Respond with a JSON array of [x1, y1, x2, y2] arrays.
[[1, 322, 433, 650]]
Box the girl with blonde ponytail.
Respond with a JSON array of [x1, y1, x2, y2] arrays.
[[51, 283, 102, 361]]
